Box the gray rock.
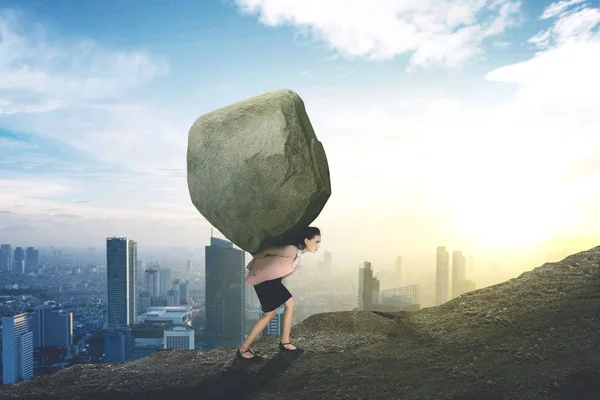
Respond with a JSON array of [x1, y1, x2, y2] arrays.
[[187, 89, 331, 254]]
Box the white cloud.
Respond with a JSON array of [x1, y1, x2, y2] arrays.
[[529, 0, 600, 49], [234, 0, 523, 68], [540, 0, 586, 20], [0, 9, 168, 115]]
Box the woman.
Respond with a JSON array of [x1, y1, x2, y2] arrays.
[[237, 226, 321, 360]]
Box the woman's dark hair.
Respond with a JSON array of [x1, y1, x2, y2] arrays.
[[296, 226, 321, 250]]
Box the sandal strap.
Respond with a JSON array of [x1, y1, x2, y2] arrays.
[[280, 342, 292, 345]]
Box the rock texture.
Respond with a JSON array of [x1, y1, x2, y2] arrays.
[[187, 89, 331, 255], [2, 246, 600, 400]]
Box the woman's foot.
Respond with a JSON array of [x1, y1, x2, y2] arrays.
[[237, 347, 261, 360], [279, 342, 304, 353]]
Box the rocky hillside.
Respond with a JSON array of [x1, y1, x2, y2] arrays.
[[2, 246, 599, 400]]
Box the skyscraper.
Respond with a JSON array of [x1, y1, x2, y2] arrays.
[[358, 261, 374, 311], [452, 250, 466, 299], [29, 301, 73, 350], [1, 244, 12, 272], [25, 247, 39, 272], [179, 281, 189, 305], [205, 236, 246, 349], [104, 326, 134, 363], [395, 255, 402, 284], [13, 247, 25, 274], [159, 268, 172, 296], [2, 314, 34, 383], [144, 268, 160, 298], [106, 237, 138, 326], [436, 246, 450, 306]]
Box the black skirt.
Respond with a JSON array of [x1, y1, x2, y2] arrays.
[[253, 277, 293, 312]]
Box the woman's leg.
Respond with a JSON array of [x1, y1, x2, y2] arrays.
[[280, 297, 297, 350], [239, 309, 276, 358]]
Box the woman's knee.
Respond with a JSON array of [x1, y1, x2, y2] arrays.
[[284, 297, 296, 309]]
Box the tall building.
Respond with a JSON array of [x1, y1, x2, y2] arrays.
[[395, 255, 402, 275], [452, 250, 466, 299], [186, 260, 193, 274], [179, 281, 189, 305], [136, 259, 146, 288], [436, 246, 450, 306], [164, 326, 195, 350], [358, 262, 374, 311], [106, 237, 138, 326], [2, 314, 34, 383], [25, 247, 39, 272], [13, 247, 25, 274], [104, 326, 134, 363], [1, 244, 12, 272], [205, 236, 246, 349], [167, 289, 178, 306], [144, 268, 160, 298], [159, 268, 172, 296], [29, 302, 73, 349]]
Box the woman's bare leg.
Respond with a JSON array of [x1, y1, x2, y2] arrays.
[[239, 310, 276, 358], [280, 297, 297, 350]]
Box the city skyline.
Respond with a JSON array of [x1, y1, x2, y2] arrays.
[[1, 1, 599, 288]]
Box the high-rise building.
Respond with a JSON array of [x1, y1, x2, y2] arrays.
[[179, 281, 189, 305], [164, 326, 195, 350], [1, 244, 12, 272], [144, 268, 160, 298], [396, 256, 402, 275], [136, 259, 146, 288], [167, 289, 178, 306], [436, 246, 450, 306], [205, 236, 246, 349], [13, 247, 25, 274], [172, 280, 181, 304], [25, 247, 39, 272], [358, 262, 374, 311], [186, 260, 193, 274], [106, 237, 138, 326], [104, 326, 134, 363], [139, 292, 152, 314], [28, 301, 73, 349], [2, 314, 34, 383], [159, 268, 172, 296], [452, 250, 467, 299]]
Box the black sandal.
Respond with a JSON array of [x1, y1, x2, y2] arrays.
[[279, 342, 304, 353], [237, 347, 262, 360]]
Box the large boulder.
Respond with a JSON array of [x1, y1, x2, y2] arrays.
[[187, 89, 331, 255]]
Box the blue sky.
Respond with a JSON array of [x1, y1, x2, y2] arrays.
[[1, 0, 599, 285]]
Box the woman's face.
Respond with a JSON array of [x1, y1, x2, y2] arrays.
[[304, 235, 321, 253]]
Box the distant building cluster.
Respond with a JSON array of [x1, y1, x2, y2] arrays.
[[0, 245, 40, 274], [1, 234, 478, 385]]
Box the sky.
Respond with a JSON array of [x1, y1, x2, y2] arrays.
[[1, 0, 599, 285]]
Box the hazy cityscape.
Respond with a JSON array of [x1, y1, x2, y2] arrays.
[[0, 230, 578, 384]]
